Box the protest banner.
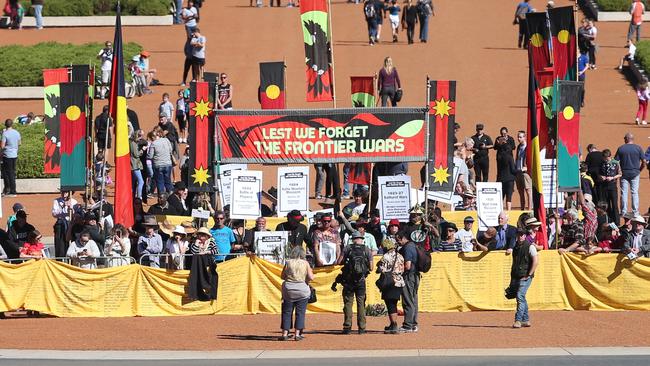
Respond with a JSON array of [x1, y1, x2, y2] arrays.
[[424, 165, 460, 204], [378, 175, 412, 221], [254, 231, 288, 264], [230, 170, 262, 220], [218, 164, 247, 208], [476, 182, 503, 230], [277, 166, 309, 216], [216, 108, 427, 164]]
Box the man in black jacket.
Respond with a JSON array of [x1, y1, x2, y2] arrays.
[[168, 181, 190, 216], [494, 211, 517, 252], [509, 229, 538, 328]]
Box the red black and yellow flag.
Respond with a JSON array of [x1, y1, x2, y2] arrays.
[[548, 6, 577, 81], [526, 58, 548, 249], [59, 82, 88, 192], [109, 5, 134, 228], [427, 80, 456, 192], [347, 163, 372, 186], [189, 81, 216, 192], [525, 12, 551, 76], [300, 0, 334, 102], [259, 62, 286, 109]]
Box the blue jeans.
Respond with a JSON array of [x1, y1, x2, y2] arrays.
[[174, 0, 183, 24], [515, 277, 532, 322], [153, 165, 173, 194], [418, 15, 429, 41], [367, 19, 378, 40], [628, 23, 641, 42], [620, 174, 640, 216], [32, 5, 43, 28], [281, 297, 308, 331], [132, 169, 144, 199]]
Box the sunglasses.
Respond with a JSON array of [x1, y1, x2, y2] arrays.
[[216, 217, 225, 221], [221, 76, 228, 79]]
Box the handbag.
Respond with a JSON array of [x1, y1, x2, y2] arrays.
[[308, 286, 317, 303], [375, 254, 396, 291], [394, 89, 403, 102]]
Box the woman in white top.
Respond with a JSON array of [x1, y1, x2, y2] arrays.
[[280, 246, 314, 341], [104, 224, 131, 267], [165, 225, 189, 269], [67, 230, 101, 269]]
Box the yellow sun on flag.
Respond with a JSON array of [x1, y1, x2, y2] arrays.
[[192, 166, 211, 186], [433, 97, 452, 118], [430, 165, 450, 185], [192, 99, 212, 119]]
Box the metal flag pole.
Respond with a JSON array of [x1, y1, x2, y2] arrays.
[[283, 57, 288, 109], [327, 0, 336, 109], [98, 114, 111, 224], [424, 76, 431, 214], [214, 111, 222, 211]]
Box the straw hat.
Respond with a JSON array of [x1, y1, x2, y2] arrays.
[[196, 227, 212, 236], [143, 215, 158, 227], [158, 220, 175, 236], [632, 215, 647, 226], [524, 217, 542, 228], [180, 220, 197, 234]]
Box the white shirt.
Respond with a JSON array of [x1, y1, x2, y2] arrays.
[[67, 239, 101, 269], [456, 228, 475, 252], [97, 48, 113, 71], [629, 43, 637, 59], [182, 7, 198, 27]]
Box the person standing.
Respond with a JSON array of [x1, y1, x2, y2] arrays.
[[174, 0, 183, 24], [336, 231, 372, 334], [147, 129, 174, 194], [94, 106, 112, 153], [614, 133, 646, 217], [471, 123, 493, 182], [578, 50, 589, 106], [210, 210, 235, 262], [217, 73, 234, 110], [515, 131, 532, 210], [376, 238, 404, 334], [496, 137, 517, 211], [280, 247, 314, 341], [514, 0, 532, 48], [509, 229, 538, 328], [31, 0, 44, 29], [628, 0, 645, 43], [181, 0, 199, 38], [598, 149, 621, 224], [396, 230, 419, 332], [96, 41, 113, 99], [378, 56, 402, 107], [402, 0, 418, 45], [190, 28, 206, 82], [635, 79, 650, 126], [1, 119, 21, 197], [51, 191, 78, 258], [585, 19, 598, 70], [416, 0, 433, 43]]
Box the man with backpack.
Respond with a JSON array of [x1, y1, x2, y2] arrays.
[[514, 0, 532, 48], [396, 229, 429, 333], [363, 0, 379, 45], [337, 231, 373, 334]]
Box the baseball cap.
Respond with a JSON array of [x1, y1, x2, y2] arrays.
[[12, 203, 24, 213], [463, 216, 475, 223]]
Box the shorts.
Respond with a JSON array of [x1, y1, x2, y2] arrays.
[[192, 57, 205, 66], [389, 14, 400, 29], [516, 172, 532, 191]]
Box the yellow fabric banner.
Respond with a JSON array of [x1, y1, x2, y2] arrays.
[[1, 252, 649, 317]]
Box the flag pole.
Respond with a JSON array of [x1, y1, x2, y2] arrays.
[[283, 57, 288, 108], [424, 76, 431, 214], [327, 0, 336, 108]]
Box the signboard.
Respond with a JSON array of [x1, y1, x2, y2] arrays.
[[218, 164, 247, 208], [254, 231, 288, 264], [378, 175, 412, 221], [476, 182, 503, 231], [541, 157, 565, 209], [318, 240, 338, 266], [277, 166, 309, 216], [215, 108, 427, 164], [230, 170, 262, 220]]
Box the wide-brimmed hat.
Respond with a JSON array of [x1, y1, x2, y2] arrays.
[[525, 217, 542, 227], [158, 220, 175, 236], [196, 227, 212, 236], [563, 208, 579, 220], [632, 216, 647, 226], [462, 190, 476, 198], [172, 225, 186, 235], [143, 215, 158, 226], [180, 220, 197, 234], [131, 55, 140, 62], [623, 212, 636, 220], [409, 205, 425, 215], [351, 230, 365, 240]]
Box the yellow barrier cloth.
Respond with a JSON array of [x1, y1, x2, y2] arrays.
[[1, 252, 648, 317]]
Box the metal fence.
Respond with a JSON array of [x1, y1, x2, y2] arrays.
[[1, 256, 136, 268]]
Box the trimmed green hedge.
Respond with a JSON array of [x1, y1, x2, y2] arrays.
[[20, 0, 171, 16], [14, 123, 58, 179], [634, 40, 650, 77], [596, 0, 647, 12], [0, 42, 143, 87]]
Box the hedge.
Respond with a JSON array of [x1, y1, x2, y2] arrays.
[[0, 42, 143, 87], [596, 0, 647, 12], [634, 40, 650, 77], [20, 0, 171, 16], [14, 123, 58, 179]]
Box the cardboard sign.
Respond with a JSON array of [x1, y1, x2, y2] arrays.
[[218, 164, 247, 209], [378, 175, 412, 221], [254, 231, 288, 264], [277, 166, 309, 216], [476, 182, 503, 231], [230, 170, 262, 220]]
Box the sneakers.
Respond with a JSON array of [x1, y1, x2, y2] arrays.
[[643, 121, 648, 125], [384, 324, 399, 334], [295, 334, 305, 341], [315, 194, 323, 199], [398, 326, 414, 333], [522, 321, 531, 328], [636, 118, 640, 125], [513, 321, 522, 329]]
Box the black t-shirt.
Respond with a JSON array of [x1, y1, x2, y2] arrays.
[[472, 133, 493, 159], [95, 113, 111, 137], [585, 151, 604, 178], [275, 222, 308, 249], [127, 108, 140, 131], [9, 222, 35, 247], [159, 122, 178, 141]]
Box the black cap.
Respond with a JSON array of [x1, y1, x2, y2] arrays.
[[84, 212, 98, 221], [174, 181, 187, 191], [476, 123, 484, 130], [12, 203, 24, 212], [463, 216, 475, 223]]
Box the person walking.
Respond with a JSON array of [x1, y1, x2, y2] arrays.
[[336, 231, 373, 334], [396, 230, 420, 332], [402, 0, 418, 45], [1, 119, 21, 197], [378, 56, 402, 107], [387, 0, 401, 43], [471, 123, 493, 182], [280, 247, 314, 341], [509, 229, 538, 328], [615, 133, 646, 217], [635, 79, 650, 125], [364, 0, 379, 45], [416, 0, 433, 43], [376, 237, 404, 334], [514, 0, 532, 48], [31, 0, 44, 29], [628, 0, 645, 43]]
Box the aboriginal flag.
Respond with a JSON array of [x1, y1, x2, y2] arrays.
[[427, 80, 456, 192], [548, 6, 577, 81], [526, 12, 551, 76], [109, 5, 134, 228], [300, 0, 334, 102], [348, 163, 372, 186], [259, 62, 286, 109], [43, 68, 69, 174], [557, 81, 583, 191], [526, 57, 548, 249], [350, 76, 375, 107], [59, 82, 88, 192], [189, 81, 216, 192]]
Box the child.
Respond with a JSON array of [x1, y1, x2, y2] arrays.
[[159, 92, 175, 122], [20, 230, 45, 258], [636, 79, 650, 125], [175, 90, 187, 143]]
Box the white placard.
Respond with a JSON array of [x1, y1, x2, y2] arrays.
[[378, 175, 412, 221], [277, 166, 309, 216], [230, 170, 262, 220], [476, 182, 503, 231], [255, 231, 288, 264], [425, 165, 460, 204], [218, 164, 247, 209], [541, 157, 565, 209], [318, 240, 338, 266], [191, 208, 211, 219]]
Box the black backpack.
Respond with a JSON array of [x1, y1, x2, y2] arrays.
[[364, 2, 376, 19], [345, 244, 370, 280], [415, 243, 432, 273]]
